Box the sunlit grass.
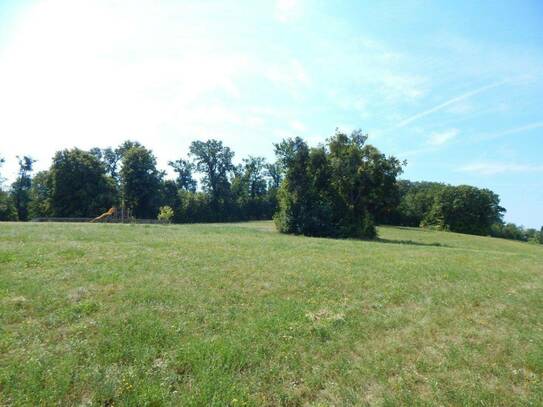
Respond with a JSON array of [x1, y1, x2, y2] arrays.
[[1, 221, 542, 405]]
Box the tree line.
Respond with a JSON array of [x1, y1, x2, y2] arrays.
[[1, 129, 541, 243], [0, 139, 279, 224], [383, 181, 543, 243]]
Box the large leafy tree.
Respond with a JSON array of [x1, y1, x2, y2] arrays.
[[273, 137, 315, 234], [168, 159, 197, 192], [160, 179, 181, 212], [327, 129, 403, 237], [390, 181, 445, 226], [189, 139, 235, 217], [389, 181, 509, 237], [120, 145, 162, 218], [49, 149, 116, 217], [231, 156, 272, 220], [90, 147, 123, 181], [265, 161, 283, 190], [263, 160, 283, 217], [274, 130, 404, 238], [101, 147, 122, 180], [10, 156, 36, 221], [241, 156, 268, 199], [117, 140, 143, 158], [423, 185, 505, 235], [28, 170, 52, 218]]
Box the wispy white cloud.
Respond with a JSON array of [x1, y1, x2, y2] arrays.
[[427, 128, 458, 146], [396, 80, 510, 128], [380, 73, 426, 101], [459, 162, 543, 176], [316, 35, 428, 111], [445, 101, 474, 115], [478, 121, 543, 142]]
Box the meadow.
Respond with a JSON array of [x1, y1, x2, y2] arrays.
[[1, 221, 542, 406]]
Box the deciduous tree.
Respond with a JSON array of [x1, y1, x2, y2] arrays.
[[274, 130, 404, 239], [49, 149, 116, 217], [28, 171, 52, 219], [10, 156, 35, 221], [189, 139, 235, 219], [168, 159, 197, 192], [120, 145, 162, 218]]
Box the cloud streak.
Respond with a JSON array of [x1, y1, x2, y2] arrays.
[[396, 80, 510, 128], [459, 162, 543, 176], [478, 121, 543, 142]]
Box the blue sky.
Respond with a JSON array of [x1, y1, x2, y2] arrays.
[[0, 0, 542, 227]]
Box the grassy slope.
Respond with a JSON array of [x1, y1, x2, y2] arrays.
[[0, 222, 542, 406]]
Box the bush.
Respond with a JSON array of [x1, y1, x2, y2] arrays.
[[274, 130, 403, 239], [157, 206, 174, 224]]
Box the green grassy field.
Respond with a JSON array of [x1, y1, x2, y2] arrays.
[[1, 222, 542, 406]]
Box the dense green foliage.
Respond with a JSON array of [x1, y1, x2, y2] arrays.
[[231, 156, 277, 221], [48, 149, 116, 217], [120, 146, 162, 219], [10, 156, 35, 221], [388, 181, 443, 226], [0, 190, 17, 221], [274, 130, 403, 238], [1, 135, 540, 244], [190, 140, 234, 200], [90, 146, 122, 181], [0, 157, 17, 221], [5, 139, 278, 223], [390, 180, 506, 236], [491, 222, 543, 243], [0, 157, 17, 220], [422, 185, 504, 235], [11, 156, 35, 221], [27, 171, 52, 219], [168, 159, 197, 192], [1, 222, 542, 405]]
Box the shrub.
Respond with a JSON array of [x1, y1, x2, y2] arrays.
[[157, 206, 174, 224]]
